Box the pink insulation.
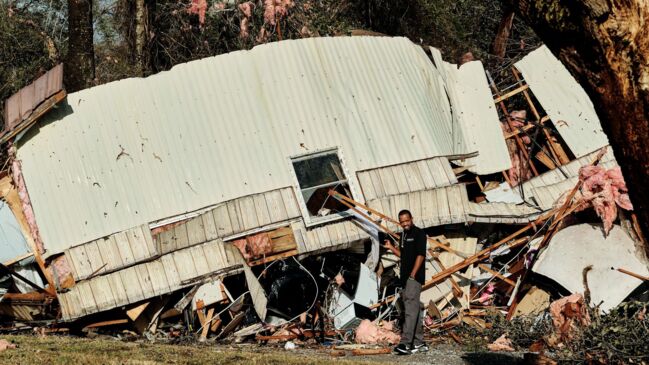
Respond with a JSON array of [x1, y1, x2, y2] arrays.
[[501, 110, 533, 186], [577, 165, 633, 234], [188, 0, 208, 26], [238, 2, 254, 38], [263, 0, 294, 25], [11, 157, 44, 254], [487, 334, 514, 352], [354, 319, 401, 345], [549, 293, 591, 341], [233, 232, 273, 260]]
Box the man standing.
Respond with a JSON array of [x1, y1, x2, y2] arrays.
[[384, 209, 428, 355]]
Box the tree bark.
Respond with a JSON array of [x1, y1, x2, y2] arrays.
[[65, 0, 95, 92], [509, 0, 649, 249], [134, 0, 148, 75], [491, 9, 515, 58]]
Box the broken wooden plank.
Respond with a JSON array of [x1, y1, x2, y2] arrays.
[[477, 264, 516, 287], [83, 319, 129, 330], [493, 84, 529, 103], [126, 302, 150, 321]]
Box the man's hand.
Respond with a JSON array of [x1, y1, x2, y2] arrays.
[[383, 239, 401, 257]]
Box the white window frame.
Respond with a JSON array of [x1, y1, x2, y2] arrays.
[[289, 148, 355, 227]]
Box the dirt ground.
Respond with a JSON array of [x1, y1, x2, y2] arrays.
[[0, 334, 526, 365]]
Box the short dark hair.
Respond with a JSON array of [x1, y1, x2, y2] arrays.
[[398, 209, 412, 218]]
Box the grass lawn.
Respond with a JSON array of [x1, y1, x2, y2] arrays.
[[0, 334, 386, 365]]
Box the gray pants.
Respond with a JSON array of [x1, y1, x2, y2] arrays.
[[400, 278, 424, 346]]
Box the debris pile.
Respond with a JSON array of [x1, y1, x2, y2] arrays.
[[0, 37, 646, 363]]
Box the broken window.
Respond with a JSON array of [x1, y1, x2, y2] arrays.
[[291, 150, 352, 220]]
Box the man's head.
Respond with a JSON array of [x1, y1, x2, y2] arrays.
[[398, 209, 413, 231]]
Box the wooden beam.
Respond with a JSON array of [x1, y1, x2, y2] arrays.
[[126, 301, 150, 321], [493, 84, 529, 103], [614, 267, 649, 281], [477, 264, 516, 286], [200, 308, 215, 341], [0, 176, 57, 296], [84, 319, 128, 329], [491, 81, 539, 176], [511, 68, 569, 165]]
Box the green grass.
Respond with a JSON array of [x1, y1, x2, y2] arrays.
[[0, 335, 386, 365]]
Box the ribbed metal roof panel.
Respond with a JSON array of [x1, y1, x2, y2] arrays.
[[17, 36, 467, 254], [515, 46, 609, 158], [429, 48, 512, 175]]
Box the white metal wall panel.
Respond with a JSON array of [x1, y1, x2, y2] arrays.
[[515, 46, 609, 158], [0, 201, 31, 263], [429, 48, 512, 175], [17, 37, 466, 254]]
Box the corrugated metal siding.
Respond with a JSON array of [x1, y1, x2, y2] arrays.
[[17, 37, 468, 255], [3, 64, 63, 132], [0, 201, 31, 263], [531, 178, 581, 210], [429, 48, 512, 175], [367, 184, 470, 230], [515, 46, 609, 158], [58, 238, 243, 320], [65, 224, 155, 281], [156, 187, 300, 254], [356, 157, 457, 201], [467, 202, 542, 224]]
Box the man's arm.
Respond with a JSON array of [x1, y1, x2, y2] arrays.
[[409, 255, 424, 279], [383, 239, 401, 257], [409, 230, 427, 278]]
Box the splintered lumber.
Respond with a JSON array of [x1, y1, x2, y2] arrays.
[[477, 264, 516, 287], [126, 302, 150, 321], [329, 190, 465, 257], [200, 308, 215, 341], [448, 331, 463, 344], [511, 68, 570, 165], [493, 84, 530, 103], [424, 236, 529, 289], [84, 319, 129, 329], [490, 78, 538, 176], [614, 267, 649, 281]]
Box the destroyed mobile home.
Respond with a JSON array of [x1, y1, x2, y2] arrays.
[[0, 36, 647, 358]]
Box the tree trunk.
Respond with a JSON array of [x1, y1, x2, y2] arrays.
[[491, 9, 515, 58], [509, 1, 649, 249], [134, 0, 148, 75], [65, 0, 94, 92]]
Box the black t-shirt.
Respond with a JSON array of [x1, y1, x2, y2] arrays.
[[399, 225, 427, 286]]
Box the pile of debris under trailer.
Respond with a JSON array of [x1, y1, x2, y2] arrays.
[[0, 37, 647, 362]]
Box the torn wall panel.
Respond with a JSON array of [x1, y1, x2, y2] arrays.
[[532, 224, 649, 313], [58, 239, 242, 320], [65, 224, 155, 281], [515, 46, 609, 158], [0, 200, 31, 263], [429, 48, 512, 175]]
